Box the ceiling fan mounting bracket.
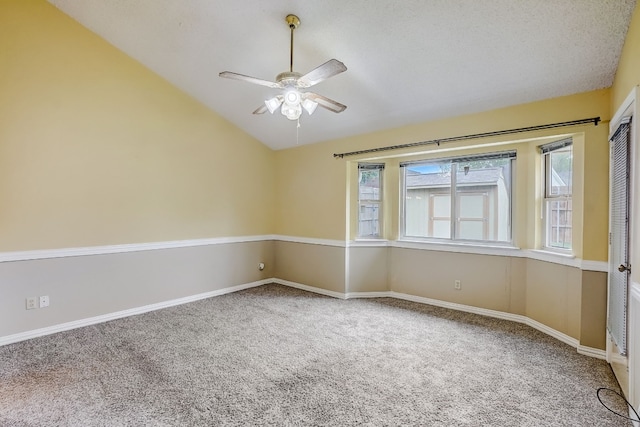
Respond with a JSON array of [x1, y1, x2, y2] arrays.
[[286, 14, 300, 30]]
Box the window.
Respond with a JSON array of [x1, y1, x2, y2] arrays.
[[401, 151, 514, 243], [358, 163, 384, 238], [541, 139, 572, 251]]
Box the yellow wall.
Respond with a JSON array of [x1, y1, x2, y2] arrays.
[[0, 0, 618, 261], [610, 2, 640, 404], [611, 1, 640, 287], [274, 141, 348, 240], [0, 0, 275, 251], [276, 90, 611, 261], [612, 3, 640, 112]]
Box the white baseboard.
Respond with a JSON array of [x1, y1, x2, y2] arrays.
[[0, 279, 270, 347], [632, 408, 640, 427], [610, 352, 629, 366], [578, 345, 607, 360], [1, 278, 607, 361], [345, 291, 392, 299], [271, 278, 347, 300], [389, 291, 587, 351], [389, 291, 526, 324], [525, 318, 580, 349], [270, 279, 600, 358]]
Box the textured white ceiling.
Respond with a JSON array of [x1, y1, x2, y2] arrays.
[[48, 0, 637, 150]]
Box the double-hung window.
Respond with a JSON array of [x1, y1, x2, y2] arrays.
[[358, 163, 384, 238], [401, 151, 515, 243], [541, 139, 573, 251]]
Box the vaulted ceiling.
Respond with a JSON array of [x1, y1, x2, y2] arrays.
[[48, 0, 637, 150]]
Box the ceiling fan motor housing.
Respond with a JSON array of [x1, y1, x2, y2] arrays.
[[276, 71, 306, 88]]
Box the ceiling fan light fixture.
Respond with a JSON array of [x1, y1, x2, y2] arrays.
[[302, 98, 318, 115], [284, 88, 301, 106], [281, 102, 302, 120], [265, 96, 283, 114]]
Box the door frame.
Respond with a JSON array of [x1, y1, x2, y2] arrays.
[[608, 86, 638, 408]]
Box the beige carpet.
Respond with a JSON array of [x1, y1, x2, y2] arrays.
[[0, 284, 631, 426]]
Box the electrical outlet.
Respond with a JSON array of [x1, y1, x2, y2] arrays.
[[26, 297, 37, 310], [258, 262, 265, 271], [454, 280, 461, 290], [39, 295, 50, 308]]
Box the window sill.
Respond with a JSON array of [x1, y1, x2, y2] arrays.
[[529, 249, 575, 259], [526, 249, 579, 267], [393, 239, 520, 257], [346, 239, 602, 271], [350, 239, 390, 248]]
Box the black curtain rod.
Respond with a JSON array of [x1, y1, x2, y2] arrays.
[[333, 116, 601, 159]]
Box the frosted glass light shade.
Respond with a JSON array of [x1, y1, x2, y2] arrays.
[[284, 89, 301, 106], [281, 102, 302, 120], [302, 98, 318, 115], [265, 96, 283, 114]]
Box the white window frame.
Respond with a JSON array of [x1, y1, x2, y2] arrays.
[[357, 163, 384, 239], [400, 151, 515, 245], [541, 139, 573, 253]]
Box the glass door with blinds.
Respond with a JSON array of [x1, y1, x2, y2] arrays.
[[609, 117, 632, 356]]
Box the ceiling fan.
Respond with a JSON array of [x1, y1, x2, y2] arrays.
[[219, 14, 347, 121]]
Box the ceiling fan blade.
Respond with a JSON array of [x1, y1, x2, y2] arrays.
[[305, 92, 347, 113], [253, 104, 269, 115], [297, 59, 347, 88], [219, 71, 280, 88]]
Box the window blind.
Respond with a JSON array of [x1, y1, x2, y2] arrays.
[[358, 163, 385, 170], [539, 138, 572, 153], [399, 150, 516, 168], [608, 118, 631, 355]]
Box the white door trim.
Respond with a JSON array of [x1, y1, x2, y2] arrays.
[[609, 85, 638, 404]]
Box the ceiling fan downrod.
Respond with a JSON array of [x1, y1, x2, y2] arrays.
[[286, 14, 300, 73]]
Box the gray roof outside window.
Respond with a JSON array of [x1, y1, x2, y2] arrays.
[[406, 168, 503, 189]]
